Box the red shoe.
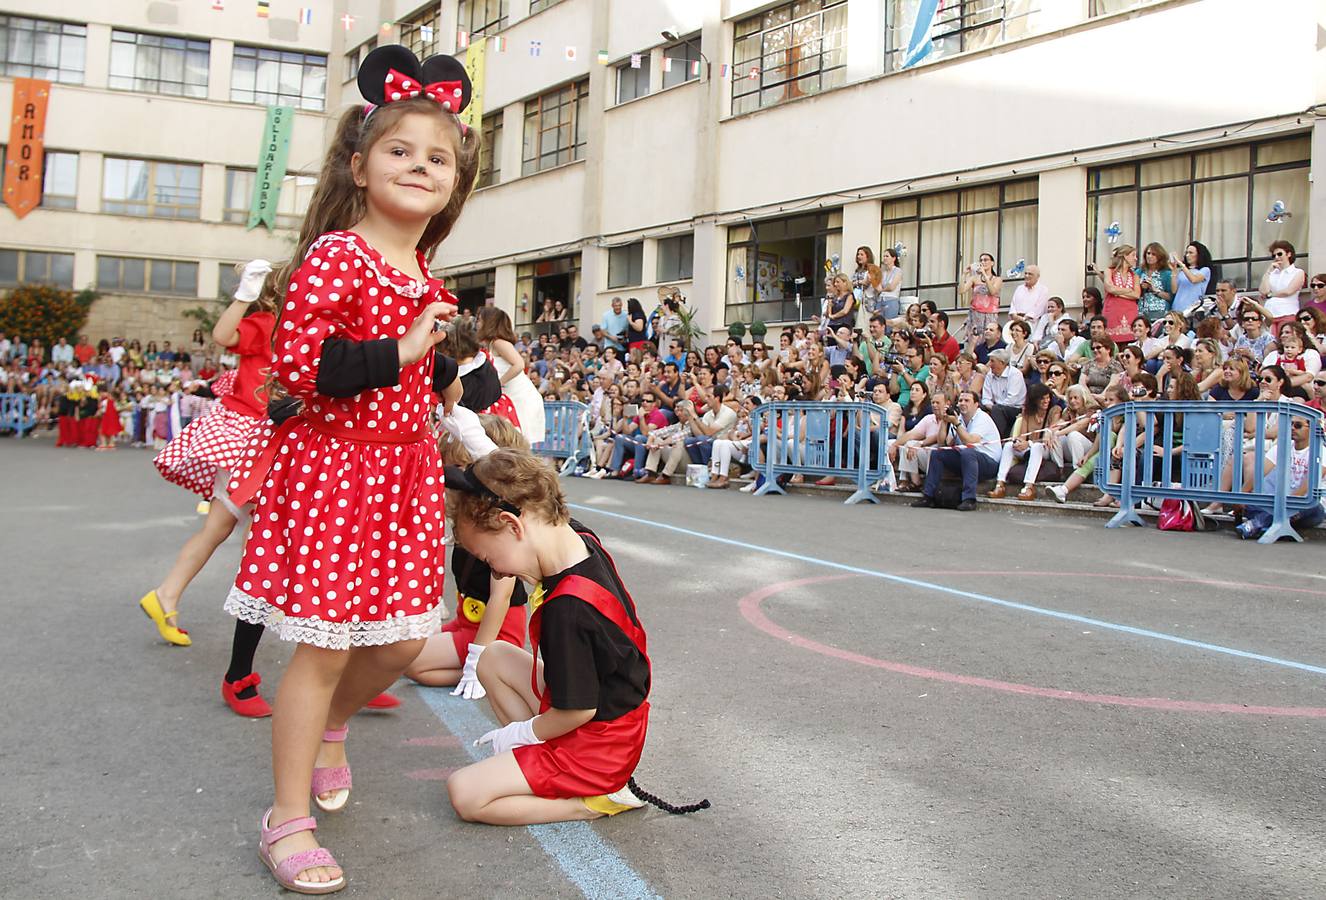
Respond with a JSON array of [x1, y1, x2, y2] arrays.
[[221, 672, 273, 718], [365, 692, 400, 710]]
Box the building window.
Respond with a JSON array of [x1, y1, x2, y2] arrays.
[[478, 114, 503, 188], [458, 0, 508, 38], [224, 168, 317, 228], [516, 254, 581, 330], [400, 4, 442, 59], [108, 30, 209, 98], [657, 234, 694, 282], [880, 180, 1038, 311], [884, 1, 1040, 73], [0, 248, 75, 288], [607, 243, 644, 289], [97, 256, 198, 296], [529, 0, 567, 13], [1089, 0, 1164, 15], [663, 39, 702, 89], [521, 80, 589, 176], [103, 158, 202, 219], [616, 56, 650, 104], [1086, 135, 1310, 293], [726, 210, 843, 325], [344, 39, 375, 82], [231, 45, 326, 111], [41, 151, 78, 209], [219, 262, 244, 300], [732, 0, 847, 117], [0, 16, 86, 84], [448, 269, 497, 314]]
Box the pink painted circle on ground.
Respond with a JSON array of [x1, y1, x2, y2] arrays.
[[739, 573, 1326, 718]]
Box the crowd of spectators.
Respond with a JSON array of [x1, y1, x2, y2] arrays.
[[518, 241, 1326, 529], [0, 329, 236, 447]]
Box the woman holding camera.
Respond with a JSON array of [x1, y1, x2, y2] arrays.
[[959, 253, 1002, 352]]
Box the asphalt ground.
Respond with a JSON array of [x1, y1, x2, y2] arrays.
[[4, 438, 1326, 899]]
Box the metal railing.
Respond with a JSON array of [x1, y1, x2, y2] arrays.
[[531, 400, 593, 476], [0, 393, 38, 437], [1095, 400, 1324, 543], [749, 400, 893, 505]]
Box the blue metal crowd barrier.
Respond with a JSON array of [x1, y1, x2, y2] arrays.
[[0, 393, 38, 437], [749, 400, 893, 505], [531, 400, 593, 476], [1095, 400, 1324, 543]]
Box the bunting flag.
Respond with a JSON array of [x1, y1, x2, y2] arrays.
[[564, 45, 577, 61], [901, 0, 940, 69], [341, 13, 355, 30], [748, 65, 760, 80], [490, 35, 507, 52], [256, 0, 269, 18], [663, 57, 672, 73], [529, 40, 542, 56], [690, 60, 702, 76], [597, 49, 609, 65], [211, 0, 225, 10], [3, 78, 51, 220], [459, 36, 487, 132], [719, 63, 730, 78], [297, 7, 312, 24], [247, 105, 294, 231], [420, 24, 433, 42], [629, 53, 641, 69], [457, 29, 470, 49]]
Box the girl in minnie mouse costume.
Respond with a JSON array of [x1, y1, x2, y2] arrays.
[[444, 450, 708, 824], [220, 46, 477, 894]]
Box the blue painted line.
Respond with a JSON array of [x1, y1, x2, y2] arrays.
[[414, 686, 661, 900], [568, 503, 1326, 678]]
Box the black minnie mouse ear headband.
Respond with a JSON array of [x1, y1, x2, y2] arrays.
[[357, 44, 472, 130], [444, 464, 521, 516]]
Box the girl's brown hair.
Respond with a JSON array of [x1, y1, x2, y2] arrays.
[[275, 97, 481, 308], [476, 306, 518, 344], [447, 317, 481, 359], [439, 413, 530, 466], [451, 448, 569, 532]]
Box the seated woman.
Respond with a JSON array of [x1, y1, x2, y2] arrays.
[[989, 383, 1062, 501], [1052, 385, 1099, 473], [1080, 336, 1122, 404], [707, 396, 757, 490], [1191, 338, 1224, 396], [953, 351, 984, 400], [1049, 383, 1130, 505], [1263, 322, 1321, 390]]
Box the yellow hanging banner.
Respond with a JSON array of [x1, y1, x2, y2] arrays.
[[459, 38, 486, 131]]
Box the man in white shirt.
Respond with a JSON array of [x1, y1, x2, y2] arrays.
[[1050, 318, 1088, 361], [51, 337, 74, 366], [108, 337, 126, 365], [1007, 266, 1049, 340], [684, 384, 738, 466], [980, 349, 1027, 438], [911, 389, 1001, 511]]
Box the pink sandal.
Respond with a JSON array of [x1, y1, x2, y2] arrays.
[[258, 808, 345, 895], [311, 727, 351, 813]]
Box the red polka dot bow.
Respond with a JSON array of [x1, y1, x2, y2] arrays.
[[383, 68, 466, 113]]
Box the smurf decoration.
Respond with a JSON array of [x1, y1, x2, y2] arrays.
[[1265, 200, 1292, 224], [892, 242, 908, 259], [359, 44, 473, 126], [1005, 258, 1026, 279], [1104, 221, 1121, 244]]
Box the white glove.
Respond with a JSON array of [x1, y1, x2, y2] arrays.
[[440, 405, 498, 459], [451, 642, 487, 700], [475, 717, 542, 756], [234, 259, 274, 303]]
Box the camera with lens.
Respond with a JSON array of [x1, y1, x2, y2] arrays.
[[879, 351, 906, 369]]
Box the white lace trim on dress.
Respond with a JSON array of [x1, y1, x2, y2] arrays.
[[224, 585, 442, 650], [306, 232, 431, 300]]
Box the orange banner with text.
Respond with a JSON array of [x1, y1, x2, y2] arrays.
[[4, 78, 52, 219]]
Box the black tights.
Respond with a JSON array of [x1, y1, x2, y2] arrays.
[[225, 621, 265, 697]]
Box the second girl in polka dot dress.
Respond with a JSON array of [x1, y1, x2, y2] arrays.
[[222, 45, 479, 895]]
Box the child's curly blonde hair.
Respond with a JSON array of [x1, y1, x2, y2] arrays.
[[449, 448, 568, 532], [439, 413, 528, 466]]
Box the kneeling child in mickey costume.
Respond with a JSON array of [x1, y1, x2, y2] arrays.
[[444, 449, 708, 824]]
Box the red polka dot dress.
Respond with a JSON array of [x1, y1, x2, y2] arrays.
[[224, 231, 451, 650]]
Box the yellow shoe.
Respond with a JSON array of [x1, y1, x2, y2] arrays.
[[582, 786, 645, 817], [196, 500, 210, 515], [139, 590, 192, 646]]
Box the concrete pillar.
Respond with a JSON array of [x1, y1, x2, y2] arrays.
[[846, 0, 885, 83], [1310, 120, 1326, 275], [199, 163, 226, 223], [209, 40, 234, 104], [500, 102, 522, 183], [692, 221, 726, 339], [1037, 166, 1088, 311], [77, 151, 102, 214], [577, 244, 607, 332], [494, 262, 518, 319], [640, 238, 659, 293], [73, 249, 97, 292], [200, 259, 221, 299], [842, 198, 883, 270], [84, 25, 110, 90]]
